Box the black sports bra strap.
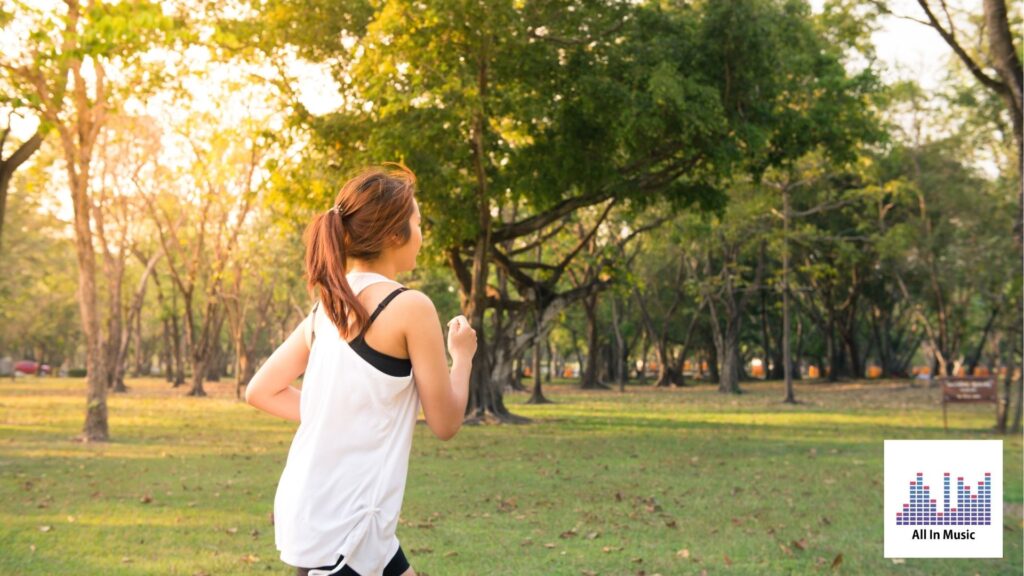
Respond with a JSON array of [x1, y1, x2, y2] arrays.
[[359, 287, 408, 337]]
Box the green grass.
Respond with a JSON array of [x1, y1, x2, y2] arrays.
[[0, 376, 1020, 575]]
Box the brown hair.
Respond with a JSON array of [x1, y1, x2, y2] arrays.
[[304, 163, 417, 338]]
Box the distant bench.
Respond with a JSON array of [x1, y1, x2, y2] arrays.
[[940, 376, 998, 432]]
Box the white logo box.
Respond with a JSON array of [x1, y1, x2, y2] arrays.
[[884, 440, 1003, 558]]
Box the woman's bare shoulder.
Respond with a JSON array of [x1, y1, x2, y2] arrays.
[[391, 288, 437, 318]]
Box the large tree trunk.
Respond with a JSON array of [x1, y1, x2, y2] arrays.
[[104, 262, 127, 393], [234, 332, 248, 398], [161, 318, 172, 382], [636, 337, 648, 384], [708, 294, 743, 394], [72, 177, 108, 441], [610, 297, 626, 392], [527, 319, 551, 404], [705, 248, 761, 394], [170, 310, 185, 386], [580, 292, 608, 390], [718, 326, 743, 395], [981, 0, 1023, 253], [653, 341, 681, 387], [707, 345, 720, 384], [458, 47, 526, 423], [546, 336, 555, 383], [132, 298, 145, 377]]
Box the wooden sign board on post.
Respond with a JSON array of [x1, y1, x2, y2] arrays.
[[940, 376, 998, 432]]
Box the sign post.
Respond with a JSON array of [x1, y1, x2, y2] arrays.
[[940, 376, 998, 433]]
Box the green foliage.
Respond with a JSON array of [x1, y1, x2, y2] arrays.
[[256, 0, 740, 252]]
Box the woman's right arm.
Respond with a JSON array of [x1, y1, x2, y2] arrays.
[[402, 290, 476, 440]]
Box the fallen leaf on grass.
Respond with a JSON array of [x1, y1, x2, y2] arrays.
[[723, 554, 732, 566], [411, 547, 433, 555], [792, 538, 807, 551], [560, 528, 578, 538], [891, 558, 905, 564], [140, 494, 152, 504], [779, 544, 792, 556], [240, 554, 260, 564], [831, 553, 843, 569], [444, 551, 458, 558], [676, 549, 690, 559], [544, 543, 556, 549], [580, 571, 597, 576], [121, 557, 132, 563], [585, 531, 600, 540], [38, 526, 52, 532]]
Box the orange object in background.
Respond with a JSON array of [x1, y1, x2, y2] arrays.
[[750, 364, 765, 377], [867, 366, 882, 378], [523, 367, 532, 377], [808, 365, 820, 378], [975, 366, 991, 377]]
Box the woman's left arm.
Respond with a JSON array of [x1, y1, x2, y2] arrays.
[[244, 316, 311, 422]]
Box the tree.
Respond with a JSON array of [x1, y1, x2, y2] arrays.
[[139, 114, 275, 396], [0, 0, 181, 440], [256, 0, 735, 420]]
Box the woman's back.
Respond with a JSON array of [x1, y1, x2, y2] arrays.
[[246, 164, 476, 576], [274, 272, 419, 576]]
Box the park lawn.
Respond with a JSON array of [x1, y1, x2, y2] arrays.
[[0, 376, 1020, 576]]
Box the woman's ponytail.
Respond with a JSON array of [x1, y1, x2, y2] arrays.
[[304, 206, 368, 339]]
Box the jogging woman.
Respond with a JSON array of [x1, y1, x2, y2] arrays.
[[245, 164, 476, 576]]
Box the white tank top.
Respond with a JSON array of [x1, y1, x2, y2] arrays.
[[274, 272, 419, 576]]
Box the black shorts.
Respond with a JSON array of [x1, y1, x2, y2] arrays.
[[295, 545, 409, 576]]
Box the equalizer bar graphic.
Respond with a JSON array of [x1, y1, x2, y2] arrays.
[[896, 472, 991, 526]]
